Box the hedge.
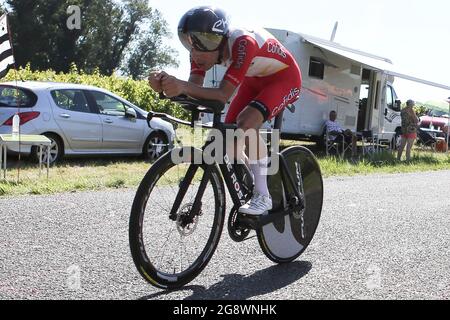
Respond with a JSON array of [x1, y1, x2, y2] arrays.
[[3, 64, 189, 120]]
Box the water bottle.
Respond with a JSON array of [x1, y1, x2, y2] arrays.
[[12, 114, 20, 138]]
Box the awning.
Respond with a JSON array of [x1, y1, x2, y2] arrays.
[[300, 33, 450, 91]]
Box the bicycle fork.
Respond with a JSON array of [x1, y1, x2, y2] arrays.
[[168, 164, 213, 226]]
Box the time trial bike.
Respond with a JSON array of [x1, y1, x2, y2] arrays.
[[129, 94, 323, 289]]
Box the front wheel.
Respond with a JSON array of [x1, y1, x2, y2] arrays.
[[129, 147, 226, 289], [257, 146, 323, 263]]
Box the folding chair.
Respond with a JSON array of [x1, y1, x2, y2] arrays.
[[416, 128, 437, 151], [360, 130, 376, 156], [325, 129, 351, 158]]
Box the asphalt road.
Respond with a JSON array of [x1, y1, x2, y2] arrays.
[[0, 170, 449, 300]]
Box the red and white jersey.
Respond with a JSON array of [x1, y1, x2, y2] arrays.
[[191, 28, 299, 87]]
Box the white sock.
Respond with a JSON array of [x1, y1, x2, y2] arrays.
[[249, 157, 270, 198]]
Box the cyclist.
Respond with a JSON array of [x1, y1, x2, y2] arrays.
[[148, 6, 302, 215]]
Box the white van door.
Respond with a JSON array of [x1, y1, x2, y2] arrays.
[[370, 73, 383, 132], [383, 84, 401, 132]]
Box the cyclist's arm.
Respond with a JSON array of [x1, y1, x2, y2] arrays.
[[182, 79, 236, 104], [160, 73, 236, 104], [163, 35, 258, 103], [176, 36, 259, 103], [188, 74, 204, 87], [160, 58, 235, 103]]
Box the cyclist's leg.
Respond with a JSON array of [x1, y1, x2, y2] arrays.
[[224, 81, 257, 124], [251, 71, 301, 123], [224, 82, 271, 214], [236, 106, 268, 193], [224, 81, 258, 164], [238, 71, 301, 215]]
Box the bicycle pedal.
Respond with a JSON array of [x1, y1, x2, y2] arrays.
[[237, 213, 264, 230]]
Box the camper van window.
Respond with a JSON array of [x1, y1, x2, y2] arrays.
[[309, 57, 325, 79], [386, 85, 394, 109], [362, 69, 371, 83], [391, 86, 401, 111]]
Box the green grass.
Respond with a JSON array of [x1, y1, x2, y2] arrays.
[[1, 134, 450, 197], [319, 151, 450, 177], [0, 157, 151, 196]]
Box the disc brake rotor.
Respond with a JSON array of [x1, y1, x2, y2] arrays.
[[176, 203, 201, 236]]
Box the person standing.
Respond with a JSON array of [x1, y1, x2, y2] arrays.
[[397, 99, 419, 161]]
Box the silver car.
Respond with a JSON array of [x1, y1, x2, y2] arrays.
[[0, 81, 175, 163]]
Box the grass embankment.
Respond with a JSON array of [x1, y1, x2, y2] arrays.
[[0, 157, 150, 196], [1, 129, 450, 196], [320, 152, 450, 177]]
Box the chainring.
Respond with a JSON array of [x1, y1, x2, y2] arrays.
[[227, 207, 251, 242]]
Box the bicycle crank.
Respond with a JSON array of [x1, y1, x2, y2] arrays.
[[227, 207, 251, 242]]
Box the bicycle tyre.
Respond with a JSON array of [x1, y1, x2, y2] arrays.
[[257, 146, 323, 263], [129, 147, 226, 289]]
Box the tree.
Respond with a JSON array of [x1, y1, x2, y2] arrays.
[[5, 0, 177, 76], [413, 104, 428, 117], [122, 6, 178, 79]]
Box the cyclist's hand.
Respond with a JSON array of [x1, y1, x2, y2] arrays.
[[161, 74, 186, 98], [148, 71, 167, 93]]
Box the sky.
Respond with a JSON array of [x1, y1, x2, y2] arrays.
[[150, 0, 450, 106]]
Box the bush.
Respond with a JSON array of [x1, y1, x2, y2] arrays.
[[3, 64, 190, 120]]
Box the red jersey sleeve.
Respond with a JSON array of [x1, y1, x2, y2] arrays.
[[190, 57, 206, 77], [223, 35, 259, 87]]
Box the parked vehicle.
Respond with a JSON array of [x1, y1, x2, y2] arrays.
[[419, 110, 449, 130], [202, 28, 450, 148], [0, 81, 175, 163]]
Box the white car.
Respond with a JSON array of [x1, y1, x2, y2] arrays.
[[0, 81, 175, 163]]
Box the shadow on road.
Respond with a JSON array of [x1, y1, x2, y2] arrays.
[[138, 260, 312, 300]]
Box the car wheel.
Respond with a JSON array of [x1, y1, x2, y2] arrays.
[[143, 131, 169, 161], [31, 133, 64, 165]]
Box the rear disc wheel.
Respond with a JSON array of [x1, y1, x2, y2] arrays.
[[257, 146, 323, 263]]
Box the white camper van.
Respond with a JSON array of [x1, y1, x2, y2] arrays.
[[202, 28, 450, 147]]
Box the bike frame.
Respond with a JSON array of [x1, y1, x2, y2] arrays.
[[166, 111, 305, 229]]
